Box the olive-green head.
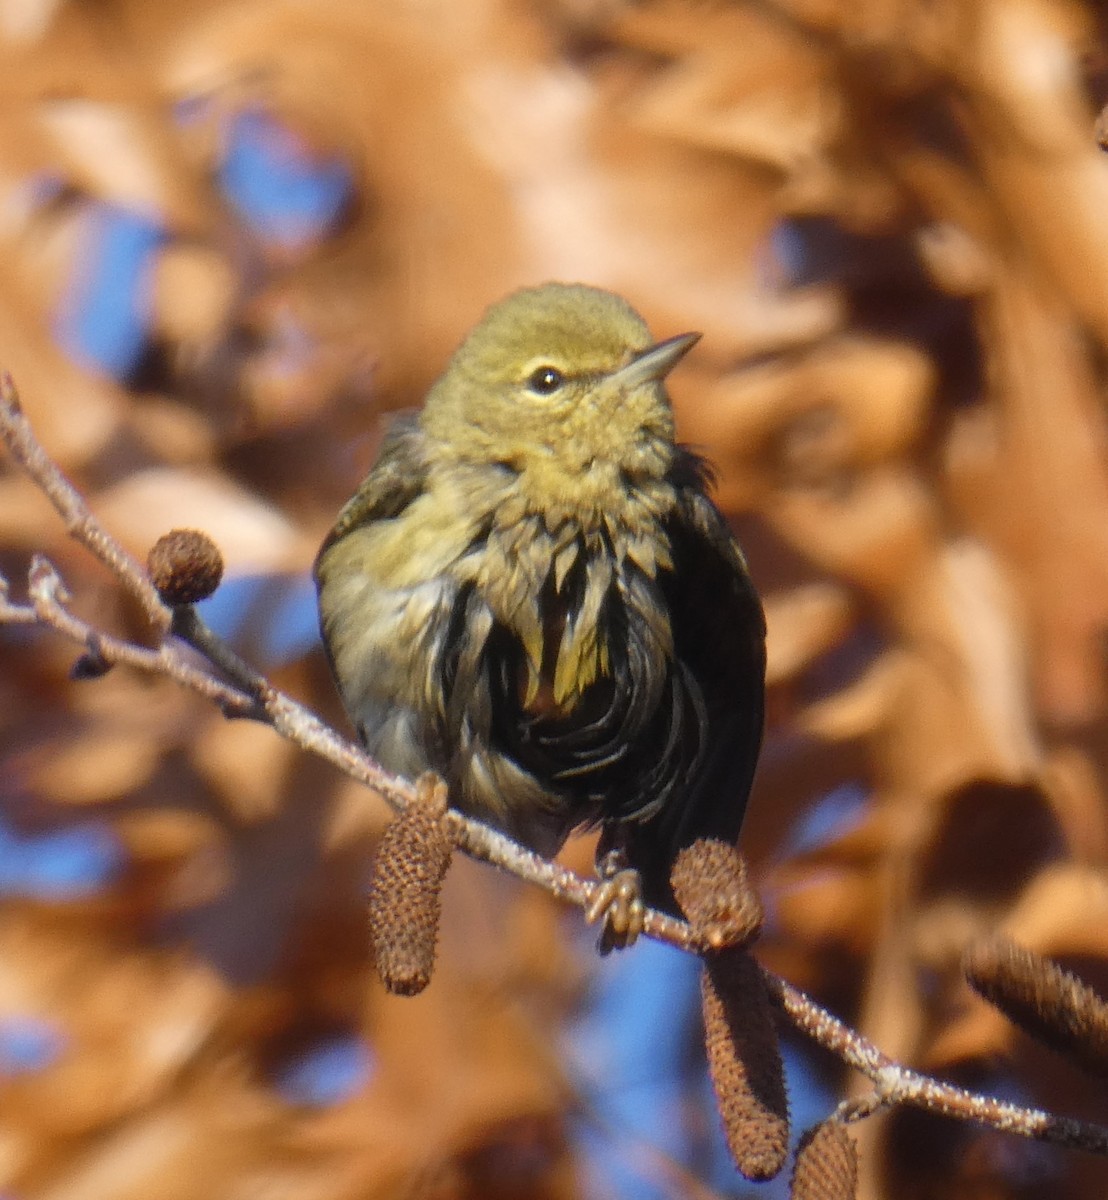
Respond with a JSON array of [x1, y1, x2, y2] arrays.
[[420, 283, 699, 486]]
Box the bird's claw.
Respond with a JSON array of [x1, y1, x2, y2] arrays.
[[585, 866, 646, 954]]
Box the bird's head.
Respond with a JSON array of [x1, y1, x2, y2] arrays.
[[420, 283, 699, 488]]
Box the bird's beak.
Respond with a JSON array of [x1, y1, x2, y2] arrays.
[[613, 332, 701, 388]]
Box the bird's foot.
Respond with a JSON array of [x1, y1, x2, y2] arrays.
[[586, 851, 646, 954]]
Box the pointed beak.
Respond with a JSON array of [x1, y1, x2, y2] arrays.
[[612, 332, 701, 389]]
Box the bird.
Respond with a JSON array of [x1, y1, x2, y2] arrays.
[[315, 282, 765, 949]]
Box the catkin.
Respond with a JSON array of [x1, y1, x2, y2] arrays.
[[671, 838, 762, 949], [964, 935, 1108, 1077], [368, 775, 453, 996], [791, 1121, 858, 1200], [702, 948, 789, 1180]]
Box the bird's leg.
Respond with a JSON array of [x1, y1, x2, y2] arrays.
[[585, 831, 646, 954]]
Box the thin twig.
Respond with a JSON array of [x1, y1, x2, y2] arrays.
[[25, 556, 261, 718], [0, 372, 170, 633], [3, 377, 1108, 1159], [171, 605, 270, 699], [0, 577, 37, 623], [764, 971, 1108, 1155]]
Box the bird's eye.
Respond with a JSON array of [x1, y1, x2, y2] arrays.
[[526, 366, 564, 395]]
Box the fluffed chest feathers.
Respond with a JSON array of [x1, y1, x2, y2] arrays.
[[321, 465, 686, 812], [447, 464, 680, 709]]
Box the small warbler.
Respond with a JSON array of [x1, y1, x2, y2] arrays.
[[315, 283, 765, 948]]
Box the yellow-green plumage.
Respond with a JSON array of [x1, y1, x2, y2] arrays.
[[315, 283, 765, 913]]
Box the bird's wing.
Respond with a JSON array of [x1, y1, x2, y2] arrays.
[[312, 413, 437, 748], [626, 447, 766, 905], [316, 414, 429, 560]]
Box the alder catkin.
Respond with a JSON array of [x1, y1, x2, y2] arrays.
[[702, 948, 789, 1180], [368, 775, 453, 996], [671, 838, 763, 949], [790, 1121, 858, 1200], [963, 935, 1108, 1077]]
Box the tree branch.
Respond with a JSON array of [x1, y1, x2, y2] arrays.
[[1, 372, 170, 634], [4, 372, 1108, 1161]]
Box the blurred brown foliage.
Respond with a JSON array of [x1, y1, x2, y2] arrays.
[[3, 0, 1108, 1197]]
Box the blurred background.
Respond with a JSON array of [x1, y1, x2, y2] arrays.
[[2, 0, 1108, 1196]]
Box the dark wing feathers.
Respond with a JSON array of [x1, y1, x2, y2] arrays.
[[667, 447, 766, 843], [624, 447, 766, 909]]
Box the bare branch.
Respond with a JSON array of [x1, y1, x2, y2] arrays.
[[24, 555, 262, 718], [0, 574, 37, 624], [765, 971, 1108, 1156], [4, 373, 1108, 1162], [0, 372, 170, 633]]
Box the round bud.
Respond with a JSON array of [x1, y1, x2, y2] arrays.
[[147, 529, 224, 606]]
